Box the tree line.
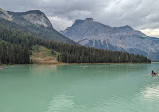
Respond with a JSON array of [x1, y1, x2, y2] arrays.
[[0, 19, 151, 64], [0, 40, 30, 64]]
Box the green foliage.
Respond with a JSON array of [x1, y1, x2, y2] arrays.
[[30, 46, 58, 64], [32, 44, 40, 53], [31, 46, 55, 58], [0, 40, 30, 64]]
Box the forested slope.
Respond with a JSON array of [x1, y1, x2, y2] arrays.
[[0, 8, 76, 44], [0, 18, 151, 64], [0, 40, 30, 64]]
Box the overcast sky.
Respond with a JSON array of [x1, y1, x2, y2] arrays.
[[0, 0, 159, 37]]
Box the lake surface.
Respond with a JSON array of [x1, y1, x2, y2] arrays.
[[0, 63, 159, 112]]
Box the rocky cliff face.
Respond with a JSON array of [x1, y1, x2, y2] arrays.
[[0, 8, 75, 44], [0, 8, 12, 21], [61, 18, 159, 61], [7, 10, 53, 29]]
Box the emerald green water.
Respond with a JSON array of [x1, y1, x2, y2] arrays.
[[0, 63, 159, 112]]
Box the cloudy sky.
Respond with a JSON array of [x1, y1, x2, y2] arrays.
[[0, 0, 159, 37]]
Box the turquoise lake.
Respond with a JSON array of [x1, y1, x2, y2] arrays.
[[0, 63, 159, 112]]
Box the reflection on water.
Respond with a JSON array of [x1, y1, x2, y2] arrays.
[[46, 94, 75, 112], [140, 83, 159, 101], [30, 65, 58, 74]]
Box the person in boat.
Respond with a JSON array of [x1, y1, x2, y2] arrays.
[[152, 70, 157, 76], [0, 67, 3, 70]]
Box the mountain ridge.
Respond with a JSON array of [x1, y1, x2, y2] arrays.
[[0, 8, 76, 44], [61, 18, 159, 61]]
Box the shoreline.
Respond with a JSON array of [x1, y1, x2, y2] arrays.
[[0, 62, 152, 66]]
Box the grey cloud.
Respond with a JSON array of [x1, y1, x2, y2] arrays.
[[0, 0, 159, 33]]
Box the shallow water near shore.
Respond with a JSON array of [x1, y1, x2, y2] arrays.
[[0, 63, 159, 112]]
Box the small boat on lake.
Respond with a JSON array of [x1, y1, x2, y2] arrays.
[[0, 67, 3, 70], [151, 70, 158, 76], [152, 73, 158, 76]]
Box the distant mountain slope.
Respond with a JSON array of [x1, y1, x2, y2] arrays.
[[0, 18, 151, 64], [0, 8, 75, 44], [0, 8, 12, 21], [61, 18, 159, 61]]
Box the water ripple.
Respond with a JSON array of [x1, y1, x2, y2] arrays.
[[45, 94, 75, 112], [140, 84, 159, 101]]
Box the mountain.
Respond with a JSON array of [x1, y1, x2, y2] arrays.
[[0, 18, 150, 64], [61, 18, 159, 61], [0, 9, 151, 64], [0, 8, 75, 44]]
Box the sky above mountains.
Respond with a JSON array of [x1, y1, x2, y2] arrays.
[[0, 0, 159, 37]]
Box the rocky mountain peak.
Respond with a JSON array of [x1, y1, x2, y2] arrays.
[[0, 8, 76, 44], [73, 19, 84, 26], [61, 18, 159, 60], [25, 10, 44, 15], [118, 25, 134, 31], [85, 18, 93, 21], [73, 18, 94, 26], [7, 9, 53, 28]]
